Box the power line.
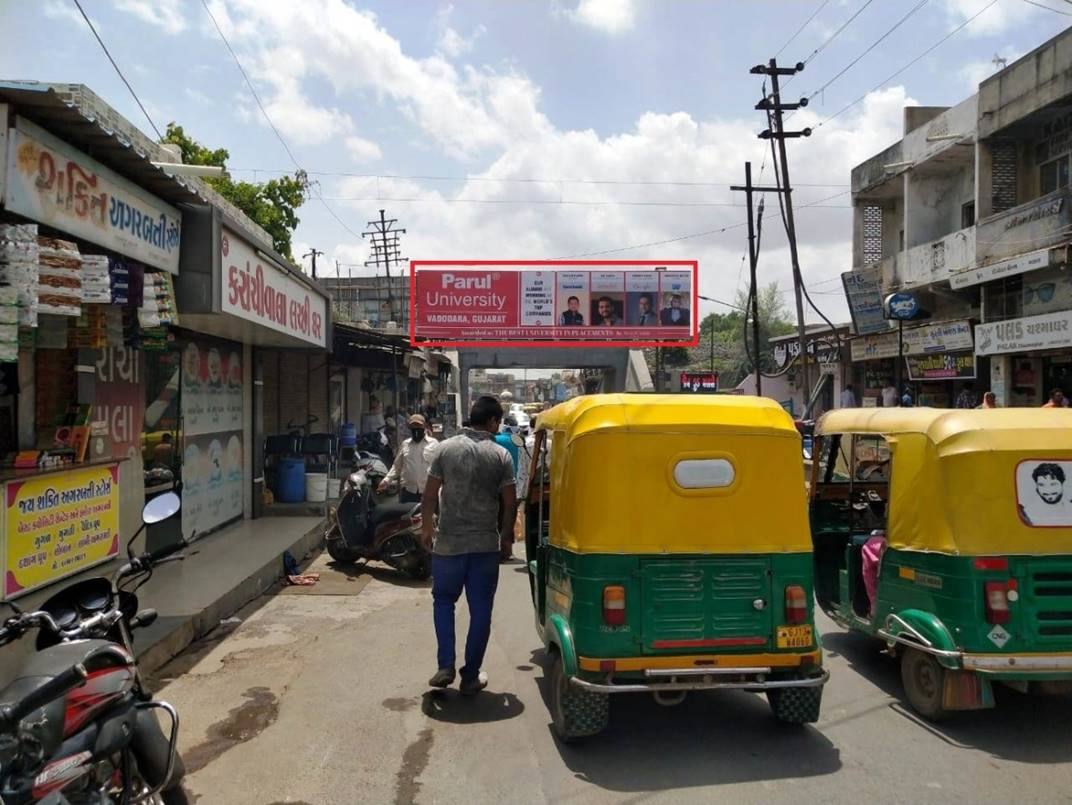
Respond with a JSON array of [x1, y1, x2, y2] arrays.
[[72, 0, 162, 139], [802, 0, 877, 66], [319, 195, 851, 208], [776, 0, 832, 57], [1021, 0, 1072, 14], [816, 0, 1000, 128], [553, 189, 848, 258], [198, 0, 365, 242], [227, 168, 849, 189], [804, 0, 931, 103]]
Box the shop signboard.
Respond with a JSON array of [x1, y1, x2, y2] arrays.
[[950, 248, 1051, 289], [3, 463, 120, 599], [220, 228, 327, 348], [680, 372, 719, 393], [975, 310, 1072, 357], [773, 338, 840, 369], [89, 348, 143, 464], [842, 267, 889, 335], [850, 320, 973, 362], [906, 352, 976, 381], [4, 118, 181, 273], [411, 261, 698, 347]]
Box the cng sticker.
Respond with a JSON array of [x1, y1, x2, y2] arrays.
[[988, 624, 1011, 649]]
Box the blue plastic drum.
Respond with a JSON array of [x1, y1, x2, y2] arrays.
[[340, 422, 358, 447], [277, 456, 306, 502]]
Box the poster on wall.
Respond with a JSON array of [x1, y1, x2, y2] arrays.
[[411, 261, 698, 347], [180, 432, 243, 541], [89, 347, 143, 463], [181, 341, 243, 436], [3, 463, 120, 599]]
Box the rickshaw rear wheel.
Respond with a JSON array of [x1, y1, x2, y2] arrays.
[[549, 650, 608, 742], [766, 685, 823, 725], [901, 647, 950, 721]]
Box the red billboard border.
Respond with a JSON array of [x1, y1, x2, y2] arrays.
[[408, 260, 700, 349]]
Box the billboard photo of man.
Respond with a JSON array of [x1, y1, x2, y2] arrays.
[[627, 293, 659, 326], [660, 293, 690, 327], [592, 295, 623, 326], [559, 295, 585, 326]]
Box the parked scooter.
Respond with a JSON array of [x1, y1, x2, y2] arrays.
[[356, 429, 394, 468], [325, 469, 430, 579], [0, 492, 190, 804]]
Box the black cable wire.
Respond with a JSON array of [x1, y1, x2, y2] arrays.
[[72, 0, 162, 139], [776, 0, 832, 57]]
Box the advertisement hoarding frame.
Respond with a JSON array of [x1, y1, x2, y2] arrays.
[[409, 260, 699, 348]]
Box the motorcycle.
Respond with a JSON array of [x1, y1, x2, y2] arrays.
[[325, 469, 430, 580], [0, 492, 190, 804]]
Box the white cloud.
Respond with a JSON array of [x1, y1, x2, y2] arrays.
[[184, 87, 214, 106], [438, 24, 486, 58], [207, 1, 913, 326], [344, 135, 383, 163], [941, 0, 1037, 36], [42, 0, 93, 28], [113, 0, 187, 35], [561, 0, 637, 34], [959, 46, 1023, 91]]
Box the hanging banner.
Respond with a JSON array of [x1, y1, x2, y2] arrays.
[[842, 266, 889, 335], [410, 261, 698, 347], [906, 352, 976, 381], [88, 348, 144, 463], [3, 464, 120, 599], [5, 118, 181, 273]]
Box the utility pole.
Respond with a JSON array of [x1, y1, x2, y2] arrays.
[[731, 161, 763, 396], [303, 248, 324, 279], [752, 59, 813, 413], [362, 210, 407, 442]]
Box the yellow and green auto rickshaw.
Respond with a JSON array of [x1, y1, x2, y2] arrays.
[[811, 407, 1072, 720], [524, 394, 828, 741]]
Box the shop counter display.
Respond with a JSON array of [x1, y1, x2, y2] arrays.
[[0, 459, 121, 600]]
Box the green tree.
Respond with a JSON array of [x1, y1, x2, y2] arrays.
[[161, 123, 309, 260], [649, 282, 795, 389]]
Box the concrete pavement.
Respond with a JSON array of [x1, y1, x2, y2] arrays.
[[155, 549, 1072, 804]]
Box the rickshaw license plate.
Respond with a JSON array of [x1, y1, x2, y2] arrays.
[[776, 625, 813, 648]]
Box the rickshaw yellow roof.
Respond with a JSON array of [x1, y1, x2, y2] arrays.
[[816, 407, 1072, 451], [535, 394, 798, 445]]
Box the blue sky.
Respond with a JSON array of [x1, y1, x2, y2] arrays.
[[1, 0, 1067, 322]]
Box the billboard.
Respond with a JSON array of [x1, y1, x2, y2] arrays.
[[410, 261, 698, 347]]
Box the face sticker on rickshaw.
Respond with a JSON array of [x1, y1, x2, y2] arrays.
[[1016, 460, 1072, 527]]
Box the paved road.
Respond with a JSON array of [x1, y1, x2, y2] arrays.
[[155, 550, 1072, 804]]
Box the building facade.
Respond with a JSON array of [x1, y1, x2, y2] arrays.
[[843, 28, 1072, 408]]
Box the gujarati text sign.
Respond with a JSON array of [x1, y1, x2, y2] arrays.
[[4, 464, 120, 599]]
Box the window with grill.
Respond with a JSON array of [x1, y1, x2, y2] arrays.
[[1040, 156, 1071, 196], [991, 141, 1018, 213], [862, 205, 882, 264]]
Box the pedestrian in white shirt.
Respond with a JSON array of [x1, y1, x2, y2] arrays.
[[840, 385, 858, 408], [881, 384, 898, 408], [379, 414, 438, 503]]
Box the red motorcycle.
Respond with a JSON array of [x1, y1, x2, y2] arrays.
[[0, 492, 189, 804]]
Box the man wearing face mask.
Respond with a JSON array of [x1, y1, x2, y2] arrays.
[[379, 414, 438, 503]]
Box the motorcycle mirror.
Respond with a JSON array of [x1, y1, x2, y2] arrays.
[[143, 492, 181, 524]]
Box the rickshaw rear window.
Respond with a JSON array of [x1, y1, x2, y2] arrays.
[[673, 458, 735, 489]]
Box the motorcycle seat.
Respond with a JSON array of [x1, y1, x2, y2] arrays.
[[370, 502, 418, 528]]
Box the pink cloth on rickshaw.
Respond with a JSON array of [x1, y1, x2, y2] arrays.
[[862, 534, 886, 615]]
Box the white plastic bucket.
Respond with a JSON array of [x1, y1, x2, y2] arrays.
[[327, 478, 342, 499], [305, 472, 328, 502]]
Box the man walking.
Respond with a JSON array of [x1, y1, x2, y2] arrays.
[[378, 414, 437, 503], [422, 396, 516, 695]]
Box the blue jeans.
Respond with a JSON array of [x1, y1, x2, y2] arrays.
[[432, 552, 500, 680]]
